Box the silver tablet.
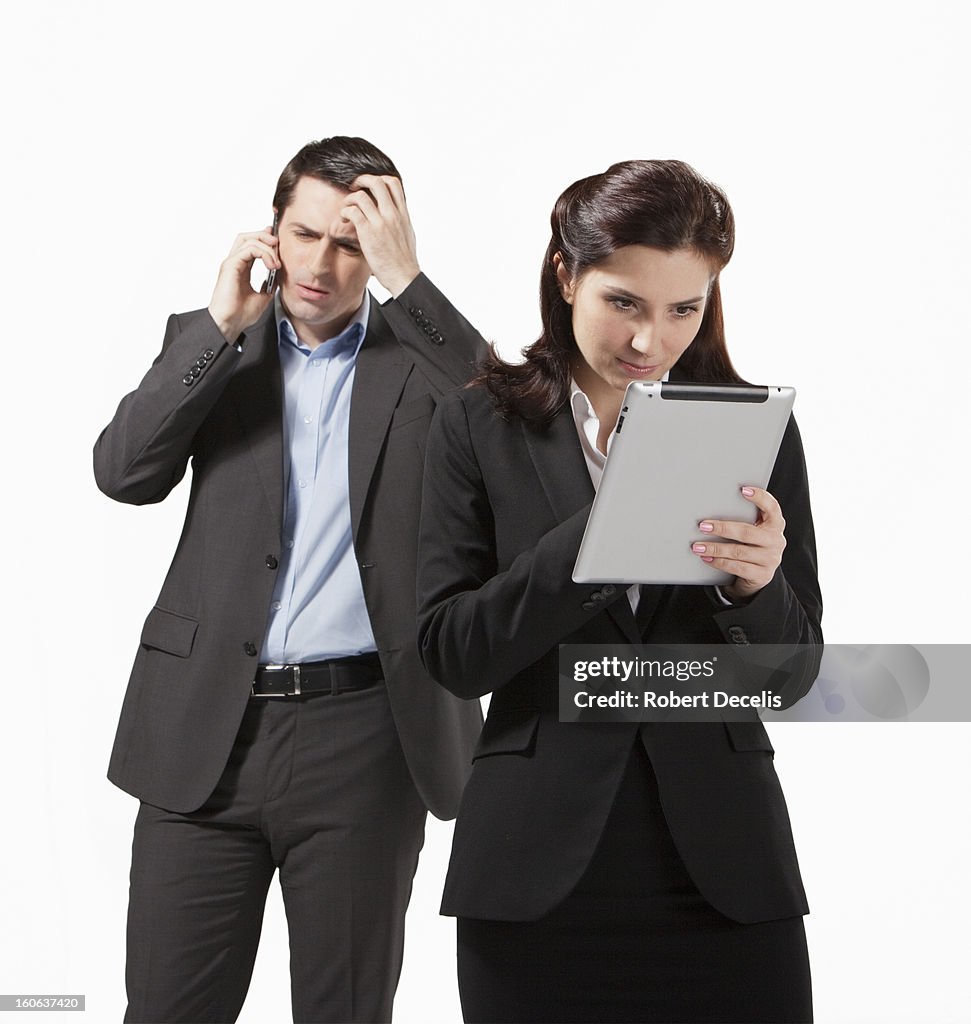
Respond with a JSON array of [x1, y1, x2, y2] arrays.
[[572, 381, 796, 585]]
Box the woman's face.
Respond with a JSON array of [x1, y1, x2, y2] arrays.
[[557, 244, 714, 413]]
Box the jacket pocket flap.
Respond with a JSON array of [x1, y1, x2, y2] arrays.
[[472, 710, 540, 760], [140, 606, 199, 658], [724, 719, 775, 753]]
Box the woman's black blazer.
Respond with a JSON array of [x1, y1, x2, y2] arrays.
[[417, 383, 822, 924]]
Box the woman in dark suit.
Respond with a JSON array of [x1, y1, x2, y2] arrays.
[[417, 160, 821, 1023]]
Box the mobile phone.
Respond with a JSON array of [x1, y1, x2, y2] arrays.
[[263, 210, 279, 293]]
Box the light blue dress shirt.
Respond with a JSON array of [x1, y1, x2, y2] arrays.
[[259, 293, 378, 663]]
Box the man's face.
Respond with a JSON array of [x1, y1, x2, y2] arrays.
[[275, 176, 372, 345]]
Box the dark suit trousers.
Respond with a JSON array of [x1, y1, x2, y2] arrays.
[[124, 683, 426, 1024]]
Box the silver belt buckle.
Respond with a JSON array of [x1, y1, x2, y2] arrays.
[[251, 663, 301, 697]]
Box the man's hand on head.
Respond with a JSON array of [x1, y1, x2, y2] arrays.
[[340, 175, 420, 299], [207, 228, 280, 343]]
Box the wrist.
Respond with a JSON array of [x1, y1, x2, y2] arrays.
[[381, 264, 421, 299], [208, 307, 243, 345], [722, 583, 754, 606]]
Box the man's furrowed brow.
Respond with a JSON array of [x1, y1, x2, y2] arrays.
[[289, 221, 322, 237]]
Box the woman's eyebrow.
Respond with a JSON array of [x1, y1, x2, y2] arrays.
[[601, 284, 706, 306], [601, 285, 644, 301]]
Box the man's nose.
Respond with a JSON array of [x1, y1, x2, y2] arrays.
[[307, 241, 332, 278]]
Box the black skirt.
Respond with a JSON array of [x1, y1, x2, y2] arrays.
[[457, 739, 812, 1023]]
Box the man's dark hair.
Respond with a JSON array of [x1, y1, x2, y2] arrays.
[[272, 136, 401, 212]]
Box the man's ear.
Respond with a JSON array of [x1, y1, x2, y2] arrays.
[[553, 252, 574, 304]]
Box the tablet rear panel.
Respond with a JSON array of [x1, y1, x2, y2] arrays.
[[572, 382, 795, 585]]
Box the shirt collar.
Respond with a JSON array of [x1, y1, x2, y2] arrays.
[[275, 290, 370, 357], [569, 378, 595, 420], [569, 370, 671, 424], [569, 371, 671, 459], [567, 379, 601, 465]]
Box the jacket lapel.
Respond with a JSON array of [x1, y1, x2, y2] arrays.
[[227, 306, 284, 537], [522, 406, 642, 643], [521, 405, 593, 522], [634, 582, 670, 637], [348, 295, 412, 539]]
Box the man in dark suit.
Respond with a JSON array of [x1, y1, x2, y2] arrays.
[[94, 136, 485, 1023]]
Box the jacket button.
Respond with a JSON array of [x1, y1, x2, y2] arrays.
[[582, 601, 597, 611], [265, 555, 278, 569], [601, 584, 616, 597], [203, 348, 215, 360], [590, 590, 605, 603], [728, 626, 749, 645], [182, 374, 194, 386], [243, 641, 258, 656]]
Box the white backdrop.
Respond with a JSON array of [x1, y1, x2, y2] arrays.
[[2, 2, 968, 1021]]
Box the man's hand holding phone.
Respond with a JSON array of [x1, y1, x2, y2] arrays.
[[208, 225, 280, 343], [340, 174, 420, 298]]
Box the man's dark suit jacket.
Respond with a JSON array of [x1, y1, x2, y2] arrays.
[[95, 275, 485, 818], [417, 383, 823, 923]]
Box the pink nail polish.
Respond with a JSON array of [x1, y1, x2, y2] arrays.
[[741, 487, 755, 497], [699, 522, 714, 533], [701, 556, 714, 563], [692, 543, 706, 553]]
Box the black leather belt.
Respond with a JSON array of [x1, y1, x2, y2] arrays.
[[251, 653, 383, 698]]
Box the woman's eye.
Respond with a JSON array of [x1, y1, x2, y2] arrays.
[[609, 296, 635, 311], [674, 305, 699, 319]]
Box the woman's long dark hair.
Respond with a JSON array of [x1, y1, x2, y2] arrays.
[[480, 160, 742, 425]]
